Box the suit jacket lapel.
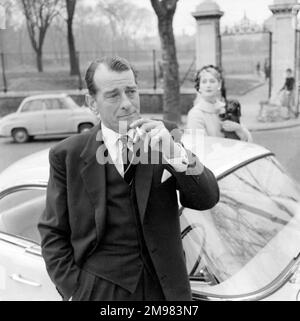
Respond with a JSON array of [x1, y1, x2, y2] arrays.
[[80, 123, 107, 239], [80, 123, 155, 226], [134, 143, 154, 223]]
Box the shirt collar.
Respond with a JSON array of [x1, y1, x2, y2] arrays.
[[101, 123, 121, 150], [101, 123, 135, 149]]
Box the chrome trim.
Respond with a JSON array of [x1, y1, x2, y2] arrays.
[[0, 233, 33, 248], [216, 152, 274, 180], [9, 273, 41, 287], [0, 184, 47, 200], [0, 233, 42, 257], [192, 252, 300, 301], [25, 245, 42, 257]]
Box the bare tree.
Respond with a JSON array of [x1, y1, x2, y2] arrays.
[[50, 16, 67, 63], [65, 0, 79, 75], [73, 5, 111, 55], [97, 0, 154, 51], [0, 0, 23, 30], [97, 0, 118, 44], [150, 0, 180, 123], [20, 0, 61, 72], [51, 0, 79, 75]]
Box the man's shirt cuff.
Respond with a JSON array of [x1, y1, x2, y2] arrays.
[[163, 143, 189, 172]]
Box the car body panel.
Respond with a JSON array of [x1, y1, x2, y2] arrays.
[[44, 109, 74, 134], [0, 94, 98, 139], [0, 149, 49, 192], [0, 136, 299, 301], [16, 112, 47, 136], [0, 136, 271, 192], [0, 233, 60, 301], [0, 111, 45, 137]]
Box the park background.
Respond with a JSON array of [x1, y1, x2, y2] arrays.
[[0, 0, 272, 95], [0, 0, 299, 183]]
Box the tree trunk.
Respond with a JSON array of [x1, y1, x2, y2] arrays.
[[36, 49, 43, 72], [67, 19, 79, 75], [158, 16, 181, 124]]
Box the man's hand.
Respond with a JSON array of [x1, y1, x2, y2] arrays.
[[130, 118, 181, 159]]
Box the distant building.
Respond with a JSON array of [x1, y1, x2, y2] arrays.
[[221, 12, 273, 74], [223, 12, 265, 35]]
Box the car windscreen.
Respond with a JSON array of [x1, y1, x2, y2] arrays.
[[0, 188, 45, 245], [64, 96, 79, 109], [21, 100, 44, 112], [44, 99, 68, 110], [181, 155, 300, 297]]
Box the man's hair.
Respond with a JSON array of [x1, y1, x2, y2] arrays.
[[194, 65, 223, 92], [85, 56, 138, 96]]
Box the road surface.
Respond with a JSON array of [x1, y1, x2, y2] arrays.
[[0, 126, 299, 183]]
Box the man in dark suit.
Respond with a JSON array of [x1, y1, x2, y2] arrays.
[[38, 56, 219, 301]]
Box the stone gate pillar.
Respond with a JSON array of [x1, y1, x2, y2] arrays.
[[269, 0, 298, 93], [192, 0, 224, 70]]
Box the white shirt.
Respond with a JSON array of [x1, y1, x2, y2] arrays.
[[101, 123, 189, 177]]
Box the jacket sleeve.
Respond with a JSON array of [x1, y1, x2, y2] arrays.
[[166, 148, 220, 210], [38, 148, 81, 301]]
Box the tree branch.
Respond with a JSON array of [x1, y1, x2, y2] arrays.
[[150, 0, 164, 17], [150, 0, 178, 19]]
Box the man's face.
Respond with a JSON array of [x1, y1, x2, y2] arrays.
[[90, 64, 140, 133]]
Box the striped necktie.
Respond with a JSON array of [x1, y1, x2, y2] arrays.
[[119, 135, 135, 184]]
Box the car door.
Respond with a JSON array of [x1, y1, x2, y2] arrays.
[[44, 98, 73, 134], [0, 186, 60, 301], [18, 100, 47, 135]]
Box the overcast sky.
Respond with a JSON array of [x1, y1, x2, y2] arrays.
[[84, 0, 280, 35], [129, 0, 275, 35]]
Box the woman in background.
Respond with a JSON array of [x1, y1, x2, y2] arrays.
[[186, 65, 252, 142]]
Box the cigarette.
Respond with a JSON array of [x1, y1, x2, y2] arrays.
[[133, 127, 146, 143]]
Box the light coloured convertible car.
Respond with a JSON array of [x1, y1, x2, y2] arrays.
[[0, 93, 98, 143], [0, 136, 299, 301]]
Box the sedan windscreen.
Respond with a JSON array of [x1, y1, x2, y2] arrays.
[[21, 100, 44, 112], [181, 156, 300, 296], [64, 96, 79, 109], [0, 188, 45, 244]]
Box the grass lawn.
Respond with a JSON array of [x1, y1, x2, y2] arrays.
[[1, 70, 82, 92], [225, 77, 264, 96]]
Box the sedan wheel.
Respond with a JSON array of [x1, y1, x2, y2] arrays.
[[78, 123, 93, 133], [12, 128, 29, 143]]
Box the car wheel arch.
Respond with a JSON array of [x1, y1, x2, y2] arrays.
[[78, 122, 94, 133], [11, 127, 30, 143]]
